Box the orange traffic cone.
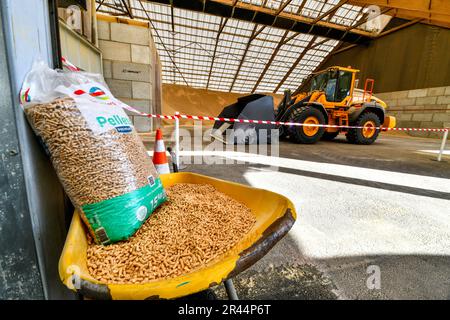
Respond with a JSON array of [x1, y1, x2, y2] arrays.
[[152, 129, 170, 174]]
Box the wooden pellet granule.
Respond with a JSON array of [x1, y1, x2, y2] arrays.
[[86, 183, 256, 284]]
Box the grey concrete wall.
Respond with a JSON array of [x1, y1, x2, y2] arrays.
[[377, 86, 450, 138], [98, 17, 158, 132]]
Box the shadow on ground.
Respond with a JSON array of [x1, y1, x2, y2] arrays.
[[183, 163, 450, 299], [209, 232, 450, 300]]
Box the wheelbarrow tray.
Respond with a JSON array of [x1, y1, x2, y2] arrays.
[[59, 172, 296, 300]]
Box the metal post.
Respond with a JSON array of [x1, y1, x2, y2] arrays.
[[175, 111, 180, 168], [437, 129, 448, 162], [167, 147, 178, 173], [224, 279, 239, 300], [91, 0, 99, 47]]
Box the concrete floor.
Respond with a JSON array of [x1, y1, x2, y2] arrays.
[[143, 130, 450, 300]]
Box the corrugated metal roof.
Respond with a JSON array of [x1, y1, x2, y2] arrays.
[[96, 0, 384, 93]]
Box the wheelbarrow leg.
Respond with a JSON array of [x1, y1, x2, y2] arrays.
[[224, 279, 239, 300]]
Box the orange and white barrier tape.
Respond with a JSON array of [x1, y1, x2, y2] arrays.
[[123, 105, 448, 162], [128, 108, 449, 133], [61, 57, 81, 72]]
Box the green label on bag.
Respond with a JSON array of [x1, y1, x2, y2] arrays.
[[82, 177, 166, 244]]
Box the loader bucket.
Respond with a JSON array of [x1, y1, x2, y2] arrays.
[[212, 94, 276, 144]]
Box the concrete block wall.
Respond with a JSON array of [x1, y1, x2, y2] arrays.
[[98, 16, 158, 132], [376, 86, 450, 138]]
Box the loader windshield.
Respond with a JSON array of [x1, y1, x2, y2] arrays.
[[309, 69, 353, 102], [310, 70, 337, 101], [310, 72, 329, 92]]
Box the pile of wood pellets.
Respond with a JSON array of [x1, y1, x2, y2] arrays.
[[86, 183, 256, 284]]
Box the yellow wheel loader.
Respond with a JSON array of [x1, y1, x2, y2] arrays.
[[212, 66, 395, 145], [276, 66, 396, 144]]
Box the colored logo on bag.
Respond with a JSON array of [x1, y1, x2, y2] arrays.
[[21, 88, 31, 103], [89, 87, 109, 100], [74, 87, 109, 100]]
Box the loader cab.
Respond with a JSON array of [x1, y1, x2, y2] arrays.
[[309, 67, 358, 107]]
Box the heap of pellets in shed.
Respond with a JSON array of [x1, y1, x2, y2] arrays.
[[87, 183, 256, 283]]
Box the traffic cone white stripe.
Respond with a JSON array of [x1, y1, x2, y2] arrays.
[[155, 140, 165, 152], [155, 163, 170, 174], [152, 128, 171, 175]]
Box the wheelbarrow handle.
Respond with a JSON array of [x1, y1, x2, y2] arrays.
[[224, 279, 239, 300]]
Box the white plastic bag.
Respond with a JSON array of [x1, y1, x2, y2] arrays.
[[20, 61, 166, 244]]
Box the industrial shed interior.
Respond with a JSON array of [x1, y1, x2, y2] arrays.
[[0, 0, 449, 302], [94, 0, 450, 135]]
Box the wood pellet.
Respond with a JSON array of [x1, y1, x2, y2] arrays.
[[25, 97, 156, 207], [86, 183, 256, 284]]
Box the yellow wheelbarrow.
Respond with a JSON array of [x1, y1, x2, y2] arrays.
[[59, 172, 296, 300]]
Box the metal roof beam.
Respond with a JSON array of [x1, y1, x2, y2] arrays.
[[228, 24, 259, 92], [142, 0, 374, 44], [121, 0, 134, 19], [96, 0, 106, 11], [228, 0, 272, 91], [312, 0, 349, 24], [98, 1, 130, 16], [251, 1, 312, 93], [275, 0, 294, 15], [252, 0, 342, 93], [206, 0, 240, 89], [279, 0, 313, 45], [251, 30, 289, 93], [297, 0, 308, 14], [170, 1, 175, 32], [137, 0, 189, 86], [292, 43, 340, 95], [206, 17, 228, 89], [273, 36, 318, 93]]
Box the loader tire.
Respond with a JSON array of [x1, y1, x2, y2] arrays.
[[279, 125, 288, 139], [346, 112, 381, 145], [321, 131, 339, 141], [288, 106, 325, 144]]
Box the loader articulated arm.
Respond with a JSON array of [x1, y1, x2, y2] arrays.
[[275, 91, 317, 123]]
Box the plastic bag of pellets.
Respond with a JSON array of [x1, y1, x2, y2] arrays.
[[20, 60, 166, 244]]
